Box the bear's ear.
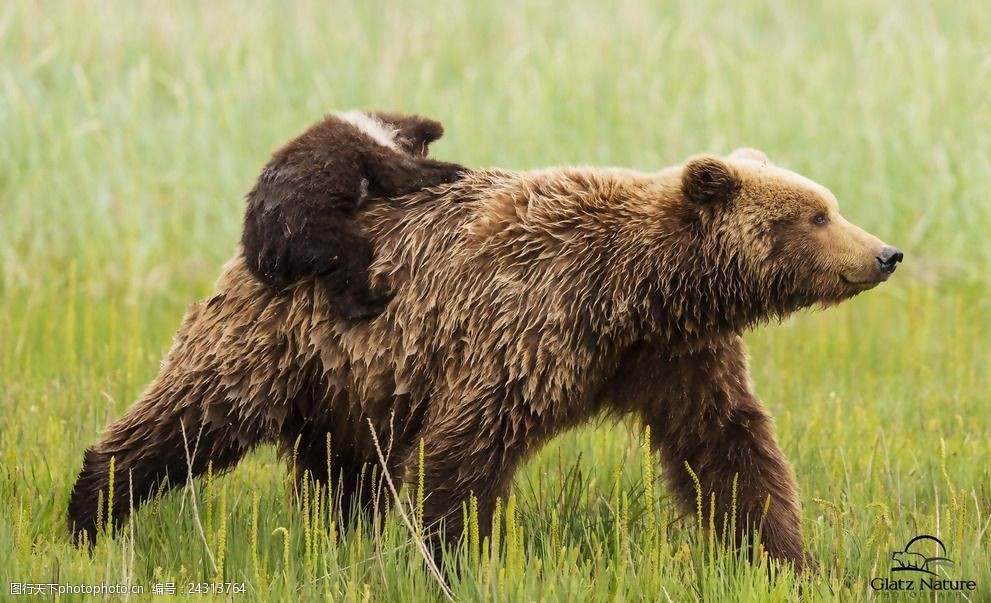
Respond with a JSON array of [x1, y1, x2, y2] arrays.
[[728, 147, 770, 164], [682, 155, 741, 205]]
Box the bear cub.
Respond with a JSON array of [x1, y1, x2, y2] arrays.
[[241, 110, 468, 320]]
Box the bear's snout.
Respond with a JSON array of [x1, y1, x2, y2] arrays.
[[876, 245, 904, 275]]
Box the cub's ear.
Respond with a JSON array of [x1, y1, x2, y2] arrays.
[[372, 112, 445, 156], [405, 115, 445, 147], [682, 155, 741, 205], [728, 147, 770, 164]]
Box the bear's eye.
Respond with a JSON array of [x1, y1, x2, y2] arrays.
[[812, 213, 829, 227]]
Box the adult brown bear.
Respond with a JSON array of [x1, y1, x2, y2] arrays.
[[68, 148, 902, 568]]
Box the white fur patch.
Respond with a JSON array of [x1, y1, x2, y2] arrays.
[[335, 110, 399, 151], [358, 177, 370, 205]]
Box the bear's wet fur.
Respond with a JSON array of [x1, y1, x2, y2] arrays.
[[241, 111, 467, 320], [69, 151, 900, 569]]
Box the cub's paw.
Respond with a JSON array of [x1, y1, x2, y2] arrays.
[[418, 160, 469, 187], [329, 287, 396, 322]]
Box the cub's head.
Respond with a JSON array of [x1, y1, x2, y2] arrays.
[[679, 148, 902, 314], [370, 112, 447, 157], [334, 110, 447, 157]]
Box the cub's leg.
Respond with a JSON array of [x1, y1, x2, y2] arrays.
[[312, 224, 393, 322], [363, 155, 467, 199], [321, 155, 467, 321], [250, 207, 391, 321]]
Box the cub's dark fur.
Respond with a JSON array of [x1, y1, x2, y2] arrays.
[[241, 111, 467, 320]]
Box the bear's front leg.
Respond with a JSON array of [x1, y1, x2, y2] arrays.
[[638, 336, 809, 568]]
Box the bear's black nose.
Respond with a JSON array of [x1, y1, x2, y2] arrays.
[[876, 246, 904, 274]]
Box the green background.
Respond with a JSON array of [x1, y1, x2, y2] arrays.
[[1, 1, 988, 600]]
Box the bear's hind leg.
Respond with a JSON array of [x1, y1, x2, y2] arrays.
[[68, 393, 272, 545]]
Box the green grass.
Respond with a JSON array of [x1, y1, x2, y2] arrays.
[[2, 0, 990, 600]]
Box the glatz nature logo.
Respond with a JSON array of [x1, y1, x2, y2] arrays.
[[870, 535, 977, 594]]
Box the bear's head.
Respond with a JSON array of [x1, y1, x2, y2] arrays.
[[678, 148, 902, 317], [371, 112, 447, 157]]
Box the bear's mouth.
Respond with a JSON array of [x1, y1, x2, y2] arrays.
[[839, 273, 887, 289]]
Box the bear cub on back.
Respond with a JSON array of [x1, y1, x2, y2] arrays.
[[241, 111, 468, 320]]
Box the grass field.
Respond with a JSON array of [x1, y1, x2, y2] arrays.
[[2, 1, 990, 601]]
